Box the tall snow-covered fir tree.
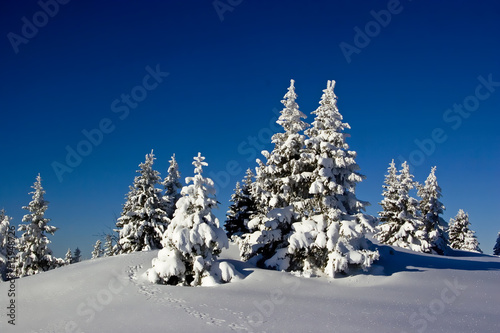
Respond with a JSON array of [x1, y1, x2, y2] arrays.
[[376, 161, 426, 252], [448, 210, 481, 253], [0, 210, 13, 280], [13, 174, 63, 277], [115, 150, 168, 254], [225, 169, 257, 238], [91, 239, 103, 259], [287, 80, 378, 276], [147, 153, 234, 286], [239, 79, 310, 269], [162, 154, 182, 220], [104, 234, 114, 257], [494, 233, 500, 256], [65, 248, 73, 264], [417, 166, 447, 254], [73, 247, 81, 263]]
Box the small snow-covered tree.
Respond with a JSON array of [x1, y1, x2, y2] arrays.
[[162, 154, 182, 220], [376, 161, 426, 252], [65, 248, 73, 264], [239, 79, 309, 269], [91, 240, 103, 259], [448, 210, 481, 253], [73, 247, 81, 263], [104, 234, 113, 257], [147, 153, 234, 286], [494, 233, 500, 256], [287, 80, 378, 276], [225, 169, 257, 238], [115, 150, 168, 254], [13, 174, 62, 277], [0, 211, 13, 280], [417, 166, 447, 254]]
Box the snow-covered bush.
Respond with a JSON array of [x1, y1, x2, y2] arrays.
[[13, 174, 63, 277], [448, 210, 481, 253], [147, 153, 237, 286], [115, 150, 168, 254]]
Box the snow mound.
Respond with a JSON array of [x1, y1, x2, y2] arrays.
[[1, 243, 499, 333]]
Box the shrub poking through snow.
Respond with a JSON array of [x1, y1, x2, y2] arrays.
[[147, 153, 237, 286]]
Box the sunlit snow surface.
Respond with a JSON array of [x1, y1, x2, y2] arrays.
[[1, 242, 499, 333]]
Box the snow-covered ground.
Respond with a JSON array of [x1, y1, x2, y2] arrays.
[[1, 242, 499, 333]]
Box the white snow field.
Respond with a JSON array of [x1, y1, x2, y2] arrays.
[[1, 242, 499, 333]]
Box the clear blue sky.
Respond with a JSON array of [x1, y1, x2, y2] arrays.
[[1, 0, 499, 258]]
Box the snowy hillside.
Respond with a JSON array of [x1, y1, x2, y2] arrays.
[[1, 242, 499, 333]]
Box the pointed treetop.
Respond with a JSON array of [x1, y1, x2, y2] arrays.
[[320, 80, 337, 106], [147, 149, 155, 162], [283, 79, 297, 103], [193, 152, 208, 175], [276, 79, 307, 135]]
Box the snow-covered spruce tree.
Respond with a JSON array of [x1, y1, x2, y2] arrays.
[[0, 210, 13, 280], [287, 80, 378, 276], [494, 233, 500, 256], [104, 234, 113, 257], [376, 161, 426, 252], [225, 182, 246, 238], [91, 239, 103, 259], [162, 154, 182, 220], [73, 247, 81, 263], [115, 150, 168, 254], [225, 169, 257, 238], [13, 174, 63, 277], [448, 210, 481, 253], [147, 153, 234, 286], [417, 166, 447, 254], [239, 79, 310, 269], [65, 248, 73, 264]]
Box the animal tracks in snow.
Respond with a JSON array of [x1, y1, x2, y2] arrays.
[[126, 265, 252, 331]]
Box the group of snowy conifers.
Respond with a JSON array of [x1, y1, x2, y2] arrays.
[[2, 79, 499, 285], [377, 161, 482, 254], [114, 79, 488, 285], [130, 79, 381, 284]]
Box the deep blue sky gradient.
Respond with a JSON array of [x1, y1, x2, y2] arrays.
[[1, 0, 499, 258]]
